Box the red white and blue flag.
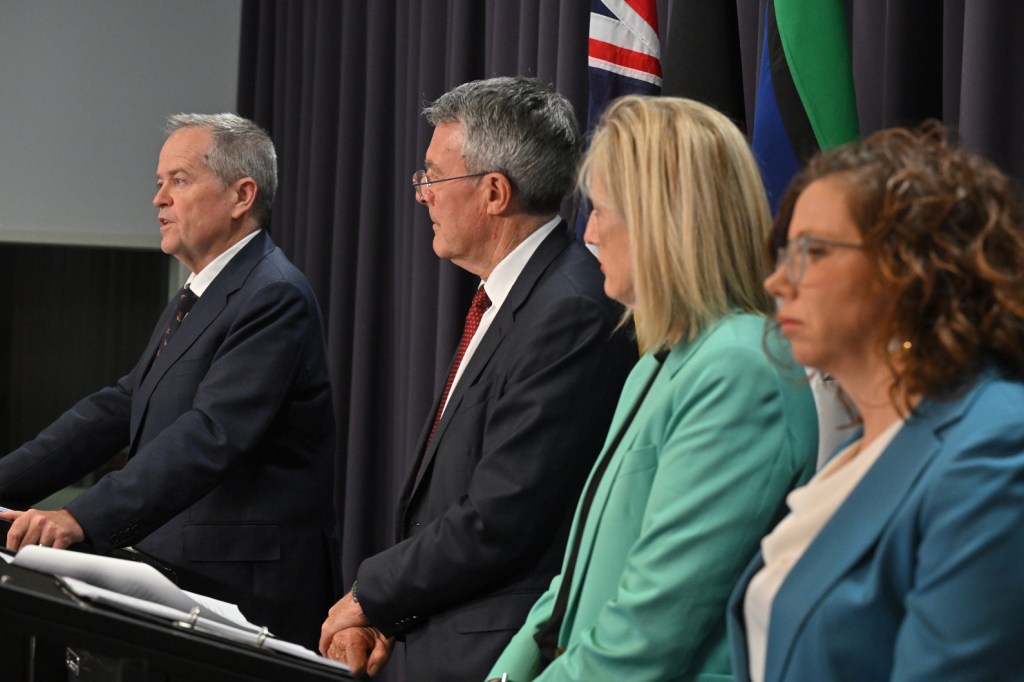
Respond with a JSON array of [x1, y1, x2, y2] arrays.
[[577, 0, 662, 238], [587, 0, 662, 128]]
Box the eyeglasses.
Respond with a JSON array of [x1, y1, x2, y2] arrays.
[[775, 234, 865, 285], [411, 169, 493, 203]]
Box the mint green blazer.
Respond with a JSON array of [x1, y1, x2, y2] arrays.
[[487, 314, 818, 682]]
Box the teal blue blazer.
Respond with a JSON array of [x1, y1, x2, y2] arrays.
[[727, 370, 1024, 681], [488, 313, 818, 681]]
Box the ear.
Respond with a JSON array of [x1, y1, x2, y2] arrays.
[[230, 177, 259, 220], [482, 172, 513, 216]]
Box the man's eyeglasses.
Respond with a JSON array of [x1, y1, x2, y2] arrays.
[[411, 169, 493, 203], [776, 234, 865, 285]]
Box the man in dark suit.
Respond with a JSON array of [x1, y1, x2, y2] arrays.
[[319, 77, 637, 680], [0, 113, 339, 649]]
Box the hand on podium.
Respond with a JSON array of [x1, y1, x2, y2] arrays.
[[1, 508, 84, 550]]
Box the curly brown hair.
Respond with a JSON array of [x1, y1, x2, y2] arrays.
[[774, 122, 1024, 406]]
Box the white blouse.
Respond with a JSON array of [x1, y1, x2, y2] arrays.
[[743, 419, 904, 682]]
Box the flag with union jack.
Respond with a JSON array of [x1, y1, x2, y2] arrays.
[[577, 0, 662, 239]]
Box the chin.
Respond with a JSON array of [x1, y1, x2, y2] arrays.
[[605, 284, 634, 308], [788, 346, 820, 371]]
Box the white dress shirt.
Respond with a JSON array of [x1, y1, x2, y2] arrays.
[[440, 217, 560, 418], [184, 229, 262, 296]]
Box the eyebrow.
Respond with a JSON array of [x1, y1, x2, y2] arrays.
[[789, 228, 848, 241], [157, 166, 192, 180]]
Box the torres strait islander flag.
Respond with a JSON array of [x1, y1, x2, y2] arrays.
[[752, 0, 859, 218], [576, 0, 662, 239]]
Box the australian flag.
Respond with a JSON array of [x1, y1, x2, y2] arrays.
[[577, 0, 662, 239]]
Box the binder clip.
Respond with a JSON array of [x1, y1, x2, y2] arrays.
[[184, 606, 201, 628]]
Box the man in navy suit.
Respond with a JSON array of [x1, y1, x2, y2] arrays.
[[0, 113, 339, 649], [319, 77, 637, 680]]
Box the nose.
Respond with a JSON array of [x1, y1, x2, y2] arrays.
[[764, 262, 791, 299], [414, 186, 434, 206], [582, 210, 598, 247], [153, 183, 170, 208]]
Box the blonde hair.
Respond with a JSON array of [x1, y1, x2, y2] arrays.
[[580, 96, 774, 353]]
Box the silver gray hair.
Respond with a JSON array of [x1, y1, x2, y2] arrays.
[[165, 113, 277, 228], [424, 77, 581, 215]]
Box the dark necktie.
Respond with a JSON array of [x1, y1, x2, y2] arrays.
[[156, 286, 198, 358], [419, 285, 492, 474]]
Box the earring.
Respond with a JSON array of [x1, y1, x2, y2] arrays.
[[886, 338, 913, 354]]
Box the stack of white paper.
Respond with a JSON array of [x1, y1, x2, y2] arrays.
[[11, 545, 347, 671]]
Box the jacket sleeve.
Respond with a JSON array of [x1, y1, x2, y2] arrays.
[[67, 278, 320, 549], [0, 375, 134, 506]]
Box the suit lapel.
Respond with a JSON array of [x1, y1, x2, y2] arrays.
[[765, 391, 974, 682], [403, 224, 574, 504], [560, 334, 708, 635], [129, 232, 274, 444]]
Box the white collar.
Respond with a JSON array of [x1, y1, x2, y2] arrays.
[[185, 230, 262, 296]]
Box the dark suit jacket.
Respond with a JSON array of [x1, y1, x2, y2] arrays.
[[0, 231, 339, 649], [356, 223, 637, 680]]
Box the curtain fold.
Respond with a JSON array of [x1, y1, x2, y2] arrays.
[[957, 1, 1024, 189]]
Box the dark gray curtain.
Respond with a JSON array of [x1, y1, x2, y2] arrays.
[[236, 2, 1022, 677], [847, 0, 1024, 187]]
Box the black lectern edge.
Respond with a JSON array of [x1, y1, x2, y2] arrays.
[[0, 562, 351, 681]]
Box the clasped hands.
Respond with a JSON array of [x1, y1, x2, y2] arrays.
[[320, 590, 394, 677], [0, 508, 84, 550]]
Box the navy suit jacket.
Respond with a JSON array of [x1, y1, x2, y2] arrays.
[[727, 370, 1024, 681], [0, 231, 339, 649], [355, 223, 637, 680]]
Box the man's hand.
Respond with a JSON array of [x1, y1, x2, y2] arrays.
[[324, 627, 393, 677], [319, 590, 371, 655], [2, 508, 84, 551]]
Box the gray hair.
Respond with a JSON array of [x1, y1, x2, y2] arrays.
[[165, 113, 278, 228], [424, 77, 581, 215]]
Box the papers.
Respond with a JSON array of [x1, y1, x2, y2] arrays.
[[10, 545, 347, 672], [13, 545, 251, 630], [59, 578, 346, 670]]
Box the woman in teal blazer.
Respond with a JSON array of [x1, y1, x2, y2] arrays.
[[728, 126, 1024, 680], [487, 97, 818, 682]]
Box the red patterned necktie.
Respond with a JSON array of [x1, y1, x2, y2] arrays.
[[422, 285, 492, 459]]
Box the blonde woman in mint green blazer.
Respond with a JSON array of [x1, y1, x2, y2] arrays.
[[486, 97, 818, 682]]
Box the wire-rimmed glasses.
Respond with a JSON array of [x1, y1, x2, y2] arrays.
[[411, 169, 493, 203], [776, 234, 865, 285]]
